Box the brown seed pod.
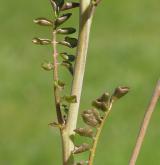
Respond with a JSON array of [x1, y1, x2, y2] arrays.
[[92, 100, 108, 111], [72, 143, 90, 154], [112, 86, 129, 100], [74, 127, 94, 138]]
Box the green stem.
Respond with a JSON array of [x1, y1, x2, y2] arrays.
[[88, 103, 113, 165]]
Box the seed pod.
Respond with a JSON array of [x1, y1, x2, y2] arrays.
[[54, 80, 65, 89], [74, 128, 94, 138], [97, 92, 110, 103], [33, 18, 53, 26], [82, 112, 99, 127], [112, 86, 129, 100], [61, 61, 73, 75], [41, 62, 53, 71], [72, 143, 90, 154], [61, 2, 80, 11], [50, 0, 64, 14], [60, 52, 75, 62], [62, 95, 77, 103], [32, 38, 51, 45], [92, 100, 108, 111], [55, 13, 72, 27], [57, 27, 76, 35], [92, 109, 102, 123], [59, 37, 78, 48]]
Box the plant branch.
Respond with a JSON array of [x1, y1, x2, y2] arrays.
[[61, 1, 99, 164], [129, 80, 160, 165], [52, 30, 64, 125], [88, 102, 113, 165]]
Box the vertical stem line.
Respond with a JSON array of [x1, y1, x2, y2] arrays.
[[52, 30, 63, 124], [129, 80, 160, 165]]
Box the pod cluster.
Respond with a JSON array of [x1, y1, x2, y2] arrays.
[[73, 86, 129, 163], [32, 0, 80, 124]]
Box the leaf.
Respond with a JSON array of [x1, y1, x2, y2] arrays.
[[33, 18, 53, 26], [62, 95, 77, 103], [57, 27, 76, 35], [41, 62, 53, 71], [32, 38, 51, 45], [55, 13, 72, 27], [58, 37, 78, 48]]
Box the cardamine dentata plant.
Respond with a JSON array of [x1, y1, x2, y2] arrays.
[[32, 0, 130, 165]]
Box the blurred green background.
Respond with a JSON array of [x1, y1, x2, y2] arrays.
[[0, 0, 160, 164]]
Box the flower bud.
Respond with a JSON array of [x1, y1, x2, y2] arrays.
[[72, 143, 90, 154], [33, 18, 53, 26]]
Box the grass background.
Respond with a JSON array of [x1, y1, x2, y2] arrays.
[[0, 0, 160, 164]]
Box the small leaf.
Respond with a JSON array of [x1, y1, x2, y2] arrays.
[[41, 62, 53, 71], [32, 38, 51, 45], [58, 37, 78, 48], [63, 95, 77, 103], [33, 18, 53, 26], [74, 128, 94, 138], [60, 52, 75, 62], [72, 143, 90, 154], [61, 2, 80, 11], [55, 13, 72, 27], [112, 86, 129, 100], [57, 27, 76, 35]]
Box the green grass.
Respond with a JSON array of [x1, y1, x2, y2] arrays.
[[0, 0, 160, 164]]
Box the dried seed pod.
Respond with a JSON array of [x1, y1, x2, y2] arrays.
[[33, 18, 53, 26], [74, 127, 94, 138], [41, 62, 53, 71], [112, 86, 129, 100], [72, 143, 90, 154], [82, 112, 99, 127], [92, 100, 108, 111], [59, 37, 78, 48], [61, 2, 80, 11], [55, 13, 72, 27], [92, 109, 102, 123], [97, 92, 110, 103], [57, 27, 76, 35], [32, 38, 51, 45]]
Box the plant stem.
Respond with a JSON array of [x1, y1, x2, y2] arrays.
[[88, 103, 113, 165], [52, 30, 63, 124], [129, 80, 160, 165], [62, 1, 97, 164]]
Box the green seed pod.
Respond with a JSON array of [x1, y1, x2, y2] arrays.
[[60, 52, 75, 62], [41, 62, 53, 71], [112, 86, 129, 100], [33, 18, 53, 26], [32, 38, 51, 45], [61, 2, 80, 11], [74, 127, 94, 138], [92, 100, 108, 111], [54, 80, 65, 89], [55, 13, 72, 27], [59, 37, 78, 48], [57, 27, 76, 35], [62, 95, 77, 103], [72, 143, 90, 154]]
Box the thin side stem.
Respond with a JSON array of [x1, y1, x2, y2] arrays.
[[88, 103, 113, 165], [129, 80, 160, 165], [52, 30, 63, 124], [62, 1, 97, 164]]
